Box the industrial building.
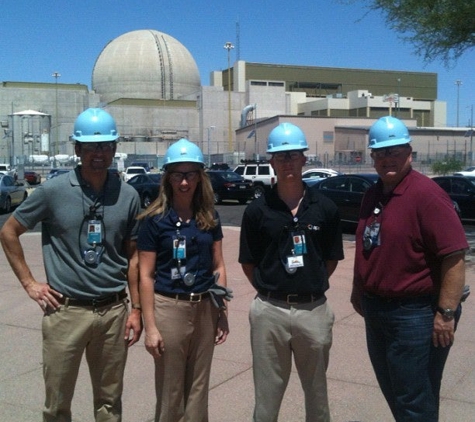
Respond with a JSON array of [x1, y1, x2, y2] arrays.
[[0, 29, 471, 170]]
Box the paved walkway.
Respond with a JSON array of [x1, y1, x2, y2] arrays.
[[0, 227, 474, 421]]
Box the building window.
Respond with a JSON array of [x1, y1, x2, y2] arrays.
[[323, 132, 334, 143]]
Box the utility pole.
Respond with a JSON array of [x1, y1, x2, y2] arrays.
[[455, 79, 462, 127], [396, 78, 401, 117], [52, 72, 61, 157], [224, 42, 234, 153], [207, 125, 215, 167]]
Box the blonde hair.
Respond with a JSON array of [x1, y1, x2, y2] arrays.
[[137, 165, 217, 231]]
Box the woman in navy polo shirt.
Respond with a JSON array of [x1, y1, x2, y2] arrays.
[[137, 139, 230, 421]]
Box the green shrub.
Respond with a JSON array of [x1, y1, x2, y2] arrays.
[[431, 158, 463, 175]]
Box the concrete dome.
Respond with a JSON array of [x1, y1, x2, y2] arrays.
[[92, 29, 201, 103]]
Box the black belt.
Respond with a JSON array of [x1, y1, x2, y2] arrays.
[[258, 289, 324, 305], [364, 292, 433, 304], [58, 290, 127, 308], [157, 291, 211, 302]]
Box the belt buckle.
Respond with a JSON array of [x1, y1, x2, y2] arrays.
[[91, 297, 105, 308], [91, 293, 118, 308], [189, 293, 201, 302], [286, 294, 299, 305]]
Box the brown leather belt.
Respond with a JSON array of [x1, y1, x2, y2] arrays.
[[58, 290, 127, 308], [157, 291, 210, 302]]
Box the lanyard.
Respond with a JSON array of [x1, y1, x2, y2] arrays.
[[171, 221, 197, 286]]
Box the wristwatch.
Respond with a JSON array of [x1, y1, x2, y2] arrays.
[[436, 306, 455, 321]]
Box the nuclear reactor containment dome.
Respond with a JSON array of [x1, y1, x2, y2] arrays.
[[92, 29, 201, 103]]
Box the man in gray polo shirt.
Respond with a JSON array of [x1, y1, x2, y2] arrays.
[[0, 108, 142, 422]]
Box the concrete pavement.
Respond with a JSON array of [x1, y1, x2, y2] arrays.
[[0, 227, 474, 421]]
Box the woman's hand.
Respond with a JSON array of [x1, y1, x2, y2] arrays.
[[215, 312, 229, 345]]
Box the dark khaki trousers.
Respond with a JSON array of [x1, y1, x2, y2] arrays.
[[153, 293, 219, 422], [42, 301, 128, 422]]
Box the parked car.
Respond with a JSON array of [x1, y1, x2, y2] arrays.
[[46, 168, 70, 180], [127, 173, 162, 208], [23, 171, 42, 185], [17, 180, 35, 197], [233, 161, 276, 199], [108, 168, 121, 179], [130, 161, 151, 172], [302, 175, 324, 187], [123, 166, 147, 182], [432, 176, 475, 223], [0, 174, 28, 213], [302, 168, 342, 179], [313, 173, 379, 225], [0, 163, 16, 178], [207, 170, 254, 204], [209, 162, 230, 170], [453, 166, 475, 177], [302, 168, 342, 186]]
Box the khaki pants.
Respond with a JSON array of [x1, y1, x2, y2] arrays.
[[42, 301, 128, 422], [250, 295, 334, 422], [153, 293, 219, 422]]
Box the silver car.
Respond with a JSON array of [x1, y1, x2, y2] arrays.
[[0, 174, 28, 213]]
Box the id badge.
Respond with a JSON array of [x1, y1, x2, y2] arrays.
[[287, 254, 304, 269], [87, 220, 102, 244], [363, 222, 381, 251], [367, 222, 381, 245], [171, 266, 186, 280], [173, 236, 186, 259], [291, 231, 307, 255]]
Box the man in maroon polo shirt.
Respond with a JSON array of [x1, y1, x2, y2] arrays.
[[352, 116, 468, 422]]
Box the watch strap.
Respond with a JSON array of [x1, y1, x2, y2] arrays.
[[436, 306, 454, 319]]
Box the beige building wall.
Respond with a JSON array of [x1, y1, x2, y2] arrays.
[[237, 116, 470, 166]]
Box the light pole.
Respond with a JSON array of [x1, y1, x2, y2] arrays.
[[52, 71, 61, 157], [207, 125, 215, 167], [455, 79, 462, 127], [224, 42, 234, 153], [9, 102, 15, 167], [396, 78, 401, 117]]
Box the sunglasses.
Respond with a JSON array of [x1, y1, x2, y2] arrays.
[[371, 145, 409, 159], [168, 171, 199, 182], [273, 151, 303, 162], [80, 142, 115, 152]]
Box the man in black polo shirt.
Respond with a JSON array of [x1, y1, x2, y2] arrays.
[[239, 122, 344, 422]]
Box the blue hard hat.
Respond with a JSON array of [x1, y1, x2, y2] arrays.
[[71, 108, 119, 142], [368, 116, 411, 149], [267, 122, 309, 153], [163, 138, 204, 169]]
